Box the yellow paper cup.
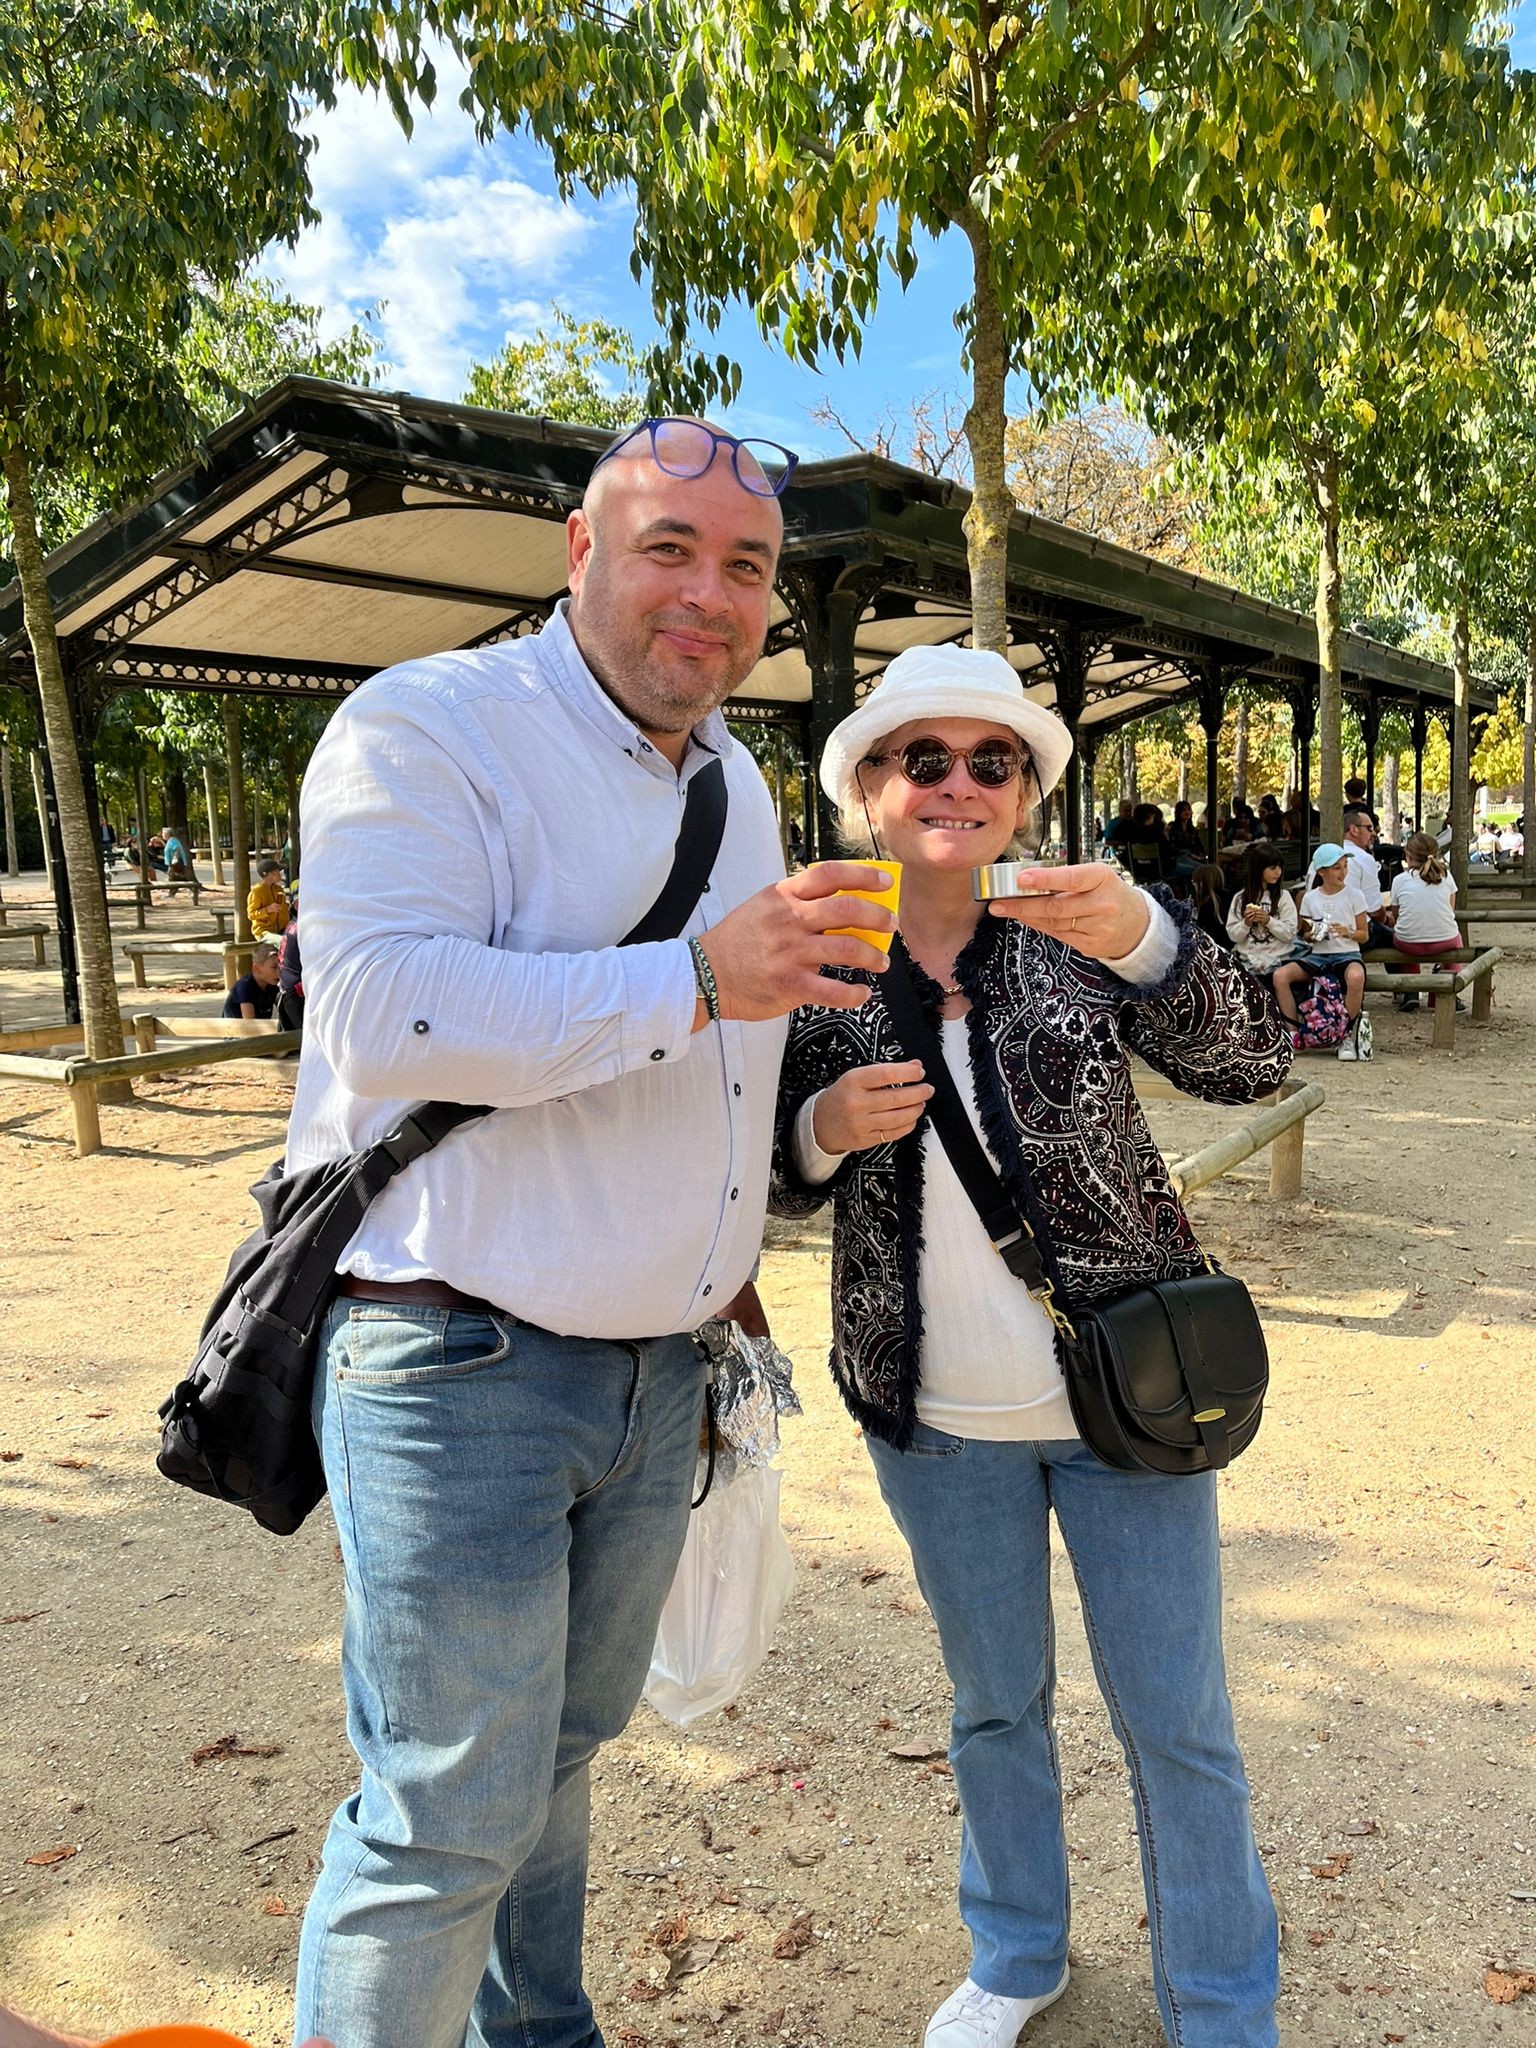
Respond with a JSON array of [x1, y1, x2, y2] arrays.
[[812, 859, 902, 953], [103, 2032, 254, 2047]]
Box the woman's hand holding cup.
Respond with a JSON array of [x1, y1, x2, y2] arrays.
[[984, 862, 1151, 960], [811, 1061, 932, 1155]]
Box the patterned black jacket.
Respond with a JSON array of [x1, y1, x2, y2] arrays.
[[769, 893, 1295, 1449]]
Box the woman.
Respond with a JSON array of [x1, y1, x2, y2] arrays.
[[1168, 797, 1205, 863], [1273, 843, 1370, 1060], [1386, 832, 1461, 1010], [1256, 794, 1285, 841], [1225, 841, 1298, 981], [771, 645, 1292, 2048]]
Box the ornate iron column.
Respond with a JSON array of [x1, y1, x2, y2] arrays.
[[1195, 664, 1228, 858], [779, 562, 886, 859], [1411, 701, 1427, 830], [1289, 683, 1318, 861], [1361, 691, 1381, 812], [1043, 626, 1091, 863]]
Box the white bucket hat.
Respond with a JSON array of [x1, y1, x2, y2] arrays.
[[819, 644, 1075, 810]]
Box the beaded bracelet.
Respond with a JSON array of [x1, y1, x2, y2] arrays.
[[688, 936, 721, 1023]]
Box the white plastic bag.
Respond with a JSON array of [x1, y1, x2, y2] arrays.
[[644, 1463, 795, 1728]]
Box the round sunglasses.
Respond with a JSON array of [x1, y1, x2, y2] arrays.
[[865, 735, 1031, 789], [592, 417, 799, 498]]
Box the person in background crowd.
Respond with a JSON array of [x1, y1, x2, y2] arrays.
[[1387, 833, 1463, 1011], [146, 833, 167, 872], [1168, 799, 1205, 868], [1189, 862, 1233, 948], [1225, 841, 1298, 983], [1256, 794, 1285, 840], [247, 857, 290, 938], [99, 819, 117, 873], [1275, 844, 1370, 1059], [277, 899, 304, 1034], [161, 827, 194, 881], [222, 942, 281, 1020], [1102, 798, 1136, 847]]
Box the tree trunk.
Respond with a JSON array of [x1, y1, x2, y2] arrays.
[[1121, 733, 1138, 806], [1381, 749, 1400, 848], [225, 698, 252, 944], [29, 747, 54, 889], [164, 766, 190, 844], [281, 739, 301, 878], [1449, 593, 1472, 895], [1232, 699, 1249, 807], [1177, 753, 1190, 804], [250, 765, 262, 865], [1524, 607, 1535, 886], [1312, 450, 1344, 845], [202, 760, 226, 885], [958, 208, 1011, 654], [1, 434, 126, 1067], [2, 740, 17, 876]]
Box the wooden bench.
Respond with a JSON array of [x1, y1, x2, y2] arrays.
[[121, 934, 254, 991], [1136, 1074, 1326, 1200], [1360, 944, 1502, 1049], [0, 921, 49, 965], [0, 1012, 297, 1157]]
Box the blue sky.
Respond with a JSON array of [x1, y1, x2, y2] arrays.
[[263, 10, 1536, 463]]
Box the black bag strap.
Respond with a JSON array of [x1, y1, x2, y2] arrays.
[[331, 754, 731, 1209], [880, 942, 1074, 1336], [620, 754, 728, 945]]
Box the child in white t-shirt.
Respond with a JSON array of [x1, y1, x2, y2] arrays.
[[1272, 844, 1370, 1060], [1386, 833, 1461, 1010]]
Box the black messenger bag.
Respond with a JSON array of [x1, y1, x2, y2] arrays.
[[880, 944, 1268, 1477], [157, 758, 729, 1534]]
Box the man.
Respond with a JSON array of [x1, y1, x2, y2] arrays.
[[285, 417, 892, 2048], [1309, 804, 1392, 948], [221, 941, 280, 1020]]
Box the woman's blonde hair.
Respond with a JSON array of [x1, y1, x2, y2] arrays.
[[1404, 831, 1447, 886], [835, 743, 1042, 858]]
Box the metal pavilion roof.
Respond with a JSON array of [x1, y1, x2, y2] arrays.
[[0, 378, 1488, 749]]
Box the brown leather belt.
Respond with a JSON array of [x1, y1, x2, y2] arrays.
[[336, 1274, 504, 1317]]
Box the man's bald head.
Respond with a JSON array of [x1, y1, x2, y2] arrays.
[[565, 419, 784, 755]]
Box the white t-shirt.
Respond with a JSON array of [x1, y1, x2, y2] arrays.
[[1389, 867, 1460, 944], [1298, 882, 1368, 955]]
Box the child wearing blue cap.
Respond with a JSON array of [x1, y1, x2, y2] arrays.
[[1273, 844, 1372, 1060]]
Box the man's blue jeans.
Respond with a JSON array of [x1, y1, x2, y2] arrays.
[[866, 1429, 1279, 2048], [294, 1300, 706, 2048]]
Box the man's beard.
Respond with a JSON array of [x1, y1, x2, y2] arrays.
[[584, 604, 759, 734]]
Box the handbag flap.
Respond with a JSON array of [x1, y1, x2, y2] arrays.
[[1085, 1274, 1268, 1449]]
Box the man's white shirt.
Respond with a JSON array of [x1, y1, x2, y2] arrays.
[[285, 603, 787, 1339]]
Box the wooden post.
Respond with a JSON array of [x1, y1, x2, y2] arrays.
[[1268, 1107, 1306, 1200], [29, 928, 44, 966], [225, 698, 252, 944], [202, 760, 226, 886], [1, 741, 17, 877], [1471, 969, 1494, 1023], [29, 749, 54, 890], [68, 1077, 101, 1158], [132, 1014, 158, 1054], [1432, 990, 1457, 1050]]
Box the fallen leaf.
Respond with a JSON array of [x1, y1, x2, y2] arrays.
[[24, 1846, 77, 1867], [758, 2010, 785, 2037], [664, 1935, 723, 1985], [86, 1410, 113, 1419], [650, 1913, 690, 1951], [1307, 1929, 1335, 1947], [616, 2032, 651, 2048], [1485, 1967, 1536, 2004], [622, 1982, 664, 2004], [785, 1846, 824, 1868], [772, 1912, 815, 1960], [887, 1741, 946, 1762], [51, 1457, 90, 1470], [260, 1896, 289, 1917], [0, 1451, 22, 1462], [191, 1732, 282, 1765], [2, 1611, 46, 1625], [928, 1761, 953, 1777], [1311, 1852, 1353, 1880], [859, 1567, 888, 1586]]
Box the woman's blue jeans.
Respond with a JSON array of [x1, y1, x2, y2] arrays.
[[866, 1428, 1278, 2048], [294, 1300, 706, 2048]]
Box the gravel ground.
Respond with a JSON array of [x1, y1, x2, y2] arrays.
[[1, 898, 1533, 2047]]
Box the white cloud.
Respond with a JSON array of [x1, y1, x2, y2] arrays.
[[264, 70, 605, 397]]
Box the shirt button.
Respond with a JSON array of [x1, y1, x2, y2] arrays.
[[702, 1284, 712, 1298], [412, 1019, 430, 1035], [640, 739, 653, 752], [650, 1048, 665, 1061], [730, 1187, 739, 1201], [702, 881, 711, 892], [733, 1082, 742, 1097]]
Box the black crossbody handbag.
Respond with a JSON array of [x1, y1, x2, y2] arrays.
[[157, 758, 729, 1535], [880, 945, 1268, 1476]]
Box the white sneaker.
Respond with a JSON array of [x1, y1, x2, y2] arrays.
[[924, 1968, 1070, 2047], [1337, 1036, 1358, 1060]]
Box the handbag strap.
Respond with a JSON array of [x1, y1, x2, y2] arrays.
[[880, 942, 1077, 1340], [620, 754, 729, 945]]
